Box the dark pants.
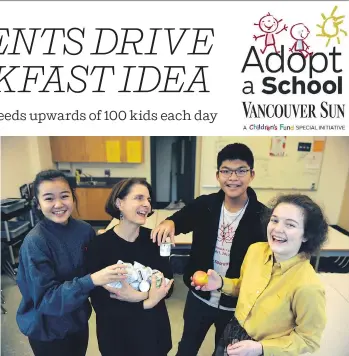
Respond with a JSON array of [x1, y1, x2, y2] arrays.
[[28, 325, 89, 356], [214, 315, 252, 356], [176, 292, 235, 356], [96, 309, 171, 356]]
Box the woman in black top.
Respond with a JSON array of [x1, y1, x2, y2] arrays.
[[87, 178, 174, 356]]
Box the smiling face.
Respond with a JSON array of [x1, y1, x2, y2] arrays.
[[216, 159, 254, 200], [37, 178, 74, 225], [117, 184, 151, 226], [291, 23, 310, 40], [267, 203, 307, 262], [259, 15, 278, 33]]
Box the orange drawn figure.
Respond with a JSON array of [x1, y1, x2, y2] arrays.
[[253, 13, 288, 54], [289, 23, 313, 58]]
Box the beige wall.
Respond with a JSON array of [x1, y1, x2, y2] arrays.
[[1, 136, 348, 227], [198, 137, 349, 225], [1, 137, 151, 199], [338, 172, 349, 231], [1, 137, 54, 198]]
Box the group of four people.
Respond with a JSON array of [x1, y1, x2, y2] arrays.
[[16, 143, 327, 356]]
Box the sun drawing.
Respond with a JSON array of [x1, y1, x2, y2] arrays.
[[317, 6, 348, 46]]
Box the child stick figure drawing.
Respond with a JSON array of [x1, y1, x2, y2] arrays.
[[289, 23, 313, 58], [253, 13, 288, 54]]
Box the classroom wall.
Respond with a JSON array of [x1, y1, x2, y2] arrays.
[[338, 172, 349, 231], [1, 137, 54, 198], [199, 137, 349, 225], [1, 136, 348, 226], [1, 137, 152, 198]]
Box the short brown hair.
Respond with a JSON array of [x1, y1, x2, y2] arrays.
[[263, 194, 328, 255], [105, 178, 154, 219]]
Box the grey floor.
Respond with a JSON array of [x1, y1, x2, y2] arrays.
[[1, 273, 349, 356]]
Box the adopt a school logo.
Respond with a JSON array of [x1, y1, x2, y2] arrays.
[[241, 5, 348, 123]]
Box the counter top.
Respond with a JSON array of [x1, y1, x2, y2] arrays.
[[73, 177, 146, 189], [104, 209, 193, 245], [76, 183, 114, 188]]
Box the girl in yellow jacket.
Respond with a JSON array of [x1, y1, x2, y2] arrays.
[[193, 194, 327, 356]]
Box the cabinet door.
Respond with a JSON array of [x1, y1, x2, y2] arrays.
[[85, 188, 112, 220], [84, 137, 124, 163], [50, 136, 143, 163], [102, 137, 123, 163], [50, 137, 87, 162], [122, 137, 144, 163], [73, 188, 112, 221], [84, 137, 107, 162]]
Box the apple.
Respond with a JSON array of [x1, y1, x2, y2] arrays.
[[192, 271, 208, 286]]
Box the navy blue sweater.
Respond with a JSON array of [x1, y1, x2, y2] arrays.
[[16, 218, 96, 341]]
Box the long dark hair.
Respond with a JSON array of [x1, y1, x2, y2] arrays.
[[33, 170, 78, 219]]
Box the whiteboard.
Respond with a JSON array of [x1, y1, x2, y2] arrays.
[[200, 137, 326, 190]]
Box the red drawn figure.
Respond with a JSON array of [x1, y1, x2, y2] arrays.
[[218, 224, 235, 245], [253, 13, 288, 54], [289, 23, 313, 58]]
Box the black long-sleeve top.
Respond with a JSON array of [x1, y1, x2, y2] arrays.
[[167, 187, 267, 308], [86, 226, 173, 354]]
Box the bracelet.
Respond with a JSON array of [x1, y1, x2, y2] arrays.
[[217, 275, 224, 292]]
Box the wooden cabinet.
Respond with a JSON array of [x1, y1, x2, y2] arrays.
[[50, 136, 144, 163], [50, 137, 87, 162], [73, 188, 112, 220], [84, 137, 108, 162]]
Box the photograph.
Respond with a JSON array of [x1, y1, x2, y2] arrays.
[[1, 136, 349, 356]]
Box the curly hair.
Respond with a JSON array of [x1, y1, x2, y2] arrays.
[[264, 194, 328, 255]]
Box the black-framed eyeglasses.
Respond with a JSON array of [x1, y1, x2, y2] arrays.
[[219, 168, 251, 178]]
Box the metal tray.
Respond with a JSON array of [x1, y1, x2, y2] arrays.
[[1, 199, 26, 214], [1, 221, 30, 240]]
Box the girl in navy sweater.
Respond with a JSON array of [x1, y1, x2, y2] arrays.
[[16, 170, 127, 356]]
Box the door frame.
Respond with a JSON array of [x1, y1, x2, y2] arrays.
[[150, 136, 196, 209]]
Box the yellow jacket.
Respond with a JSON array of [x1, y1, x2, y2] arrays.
[[222, 242, 326, 356]]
